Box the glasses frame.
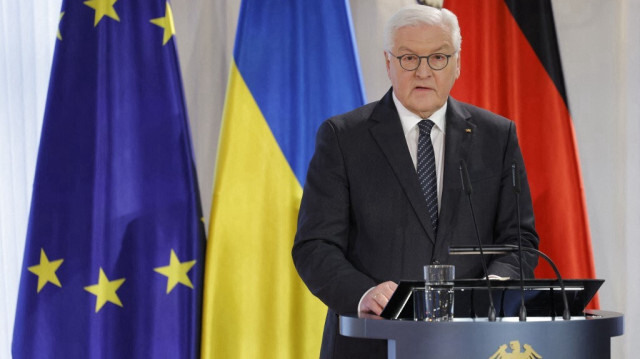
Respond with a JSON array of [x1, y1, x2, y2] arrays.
[[387, 51, 455, 71]]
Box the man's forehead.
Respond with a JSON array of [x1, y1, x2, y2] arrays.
[[393, 25, 455, 52]]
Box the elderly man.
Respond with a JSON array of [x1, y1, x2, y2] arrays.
[[292, 4, 539, 358]]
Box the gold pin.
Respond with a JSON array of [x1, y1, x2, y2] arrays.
[[465, 128, 472, 133]]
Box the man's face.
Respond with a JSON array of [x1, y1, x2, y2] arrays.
[[385, 23, 460, 118]]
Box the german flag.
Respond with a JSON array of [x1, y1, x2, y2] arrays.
[[443, 0, 597, 306]]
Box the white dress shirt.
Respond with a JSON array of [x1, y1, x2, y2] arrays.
[[393, 92, 446, 212]]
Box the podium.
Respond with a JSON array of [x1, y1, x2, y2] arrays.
[[340, 310, 623, 358], [340, 279, 623, 358]]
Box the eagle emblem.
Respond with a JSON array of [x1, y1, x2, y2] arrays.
[[489, 340, 542, 358]]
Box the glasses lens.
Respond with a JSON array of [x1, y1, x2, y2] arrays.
[[399, 54, 420, 71], [427, 54, 449, 70]]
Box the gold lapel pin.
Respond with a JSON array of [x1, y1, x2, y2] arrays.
[[465, 128, 472, 133]]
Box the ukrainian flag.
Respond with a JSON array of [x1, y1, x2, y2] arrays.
[[201, 0, 365, 357]]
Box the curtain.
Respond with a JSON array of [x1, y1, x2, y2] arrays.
[[0, 1, 61, 357], [551, 1, 640, 356]]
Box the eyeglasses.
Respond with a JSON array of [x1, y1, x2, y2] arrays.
[[387, 51, 455, 71]]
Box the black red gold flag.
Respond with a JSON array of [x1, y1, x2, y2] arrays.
[[444, 0, 597, 306]]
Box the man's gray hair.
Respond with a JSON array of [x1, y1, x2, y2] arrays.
[[383, 5, 462, 52]]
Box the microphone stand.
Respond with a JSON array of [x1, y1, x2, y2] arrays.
[[459, 160, 496, 321], [449, 244, 571, 320], [512, 161, 527, 321]]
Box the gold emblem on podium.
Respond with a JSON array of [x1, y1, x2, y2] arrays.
[[488, 340, 542, 358]]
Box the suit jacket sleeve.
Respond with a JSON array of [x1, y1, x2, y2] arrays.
[[292, 120, 376, 315]]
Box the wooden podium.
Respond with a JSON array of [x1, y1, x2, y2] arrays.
[[340, 310, 623, 358]]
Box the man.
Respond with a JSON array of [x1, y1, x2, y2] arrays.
[[292, 4, 539, 358]]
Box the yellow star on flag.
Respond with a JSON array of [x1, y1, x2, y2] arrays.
[[84, 0, 120, 27], [27, 248, 64, 293], [154, 249, 196, 293], [57, 12, 65, 41], [84, 268, 126, 313], [150, 2, 176, 45]]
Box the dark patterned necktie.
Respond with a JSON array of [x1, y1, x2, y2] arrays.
[[417, 120, 438, 235]]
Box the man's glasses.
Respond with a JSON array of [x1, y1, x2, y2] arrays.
[[387, 51, 455, 71]]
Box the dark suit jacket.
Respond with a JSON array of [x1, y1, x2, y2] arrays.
[[292, 90, 539, 359]]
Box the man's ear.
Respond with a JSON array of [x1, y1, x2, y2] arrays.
[[385, 51, 391, 77]]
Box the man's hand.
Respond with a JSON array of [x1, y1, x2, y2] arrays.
[[358, 281, 398, 315]]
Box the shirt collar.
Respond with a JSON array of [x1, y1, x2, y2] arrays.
[[392, 91, 447, 137]]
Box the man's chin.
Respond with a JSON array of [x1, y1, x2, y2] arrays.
[[407, 95, 444, 111], [407, 104, 440, 118]]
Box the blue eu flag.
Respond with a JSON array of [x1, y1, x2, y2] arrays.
[[12, 0, 205, 357]]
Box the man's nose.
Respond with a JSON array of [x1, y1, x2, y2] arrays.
[[415, 59, 433, 78]]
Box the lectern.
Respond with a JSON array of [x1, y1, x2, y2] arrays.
[[340, 280, 623, 358]]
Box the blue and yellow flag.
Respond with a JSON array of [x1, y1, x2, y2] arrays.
[[12, 0, 205, 357], [202, 0, 365, 357]]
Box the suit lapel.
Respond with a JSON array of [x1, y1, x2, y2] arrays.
[[438, 98, 475, 243], [369, 90, 436, 243]]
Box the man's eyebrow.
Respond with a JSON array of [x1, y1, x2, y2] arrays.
[[433, 45, 449, 52]]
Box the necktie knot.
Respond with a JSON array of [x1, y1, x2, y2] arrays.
[[418, 119, 435, 136]]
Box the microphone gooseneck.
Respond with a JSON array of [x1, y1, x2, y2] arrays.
[[512, 161, 527, 322], [459, 159, 496, 321], [448, 244, 572, 320]]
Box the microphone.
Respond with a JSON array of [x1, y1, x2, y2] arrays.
[[459, 159, 496, 321], [511, 160, 521, 194], [512, 161, 527, 321], [449, 244, 572, 320]]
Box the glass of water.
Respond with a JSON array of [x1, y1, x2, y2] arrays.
[[423, 264, 455, 321]]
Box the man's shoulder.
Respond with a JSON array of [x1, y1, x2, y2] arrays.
[[320, 100, 383, 136], [327, 101, 379, 128], [449, 98, 513, 129]]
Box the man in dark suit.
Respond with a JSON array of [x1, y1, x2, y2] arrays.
[[292, 4, 539, 358]]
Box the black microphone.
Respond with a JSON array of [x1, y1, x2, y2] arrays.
[[512, 161, 527, 321], [512, 160, 521, 194], [459, 159, 496, 321], [449, 244, 572, 320]]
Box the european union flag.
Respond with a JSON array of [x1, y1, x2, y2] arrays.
[[12, 0, 205, 357]]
